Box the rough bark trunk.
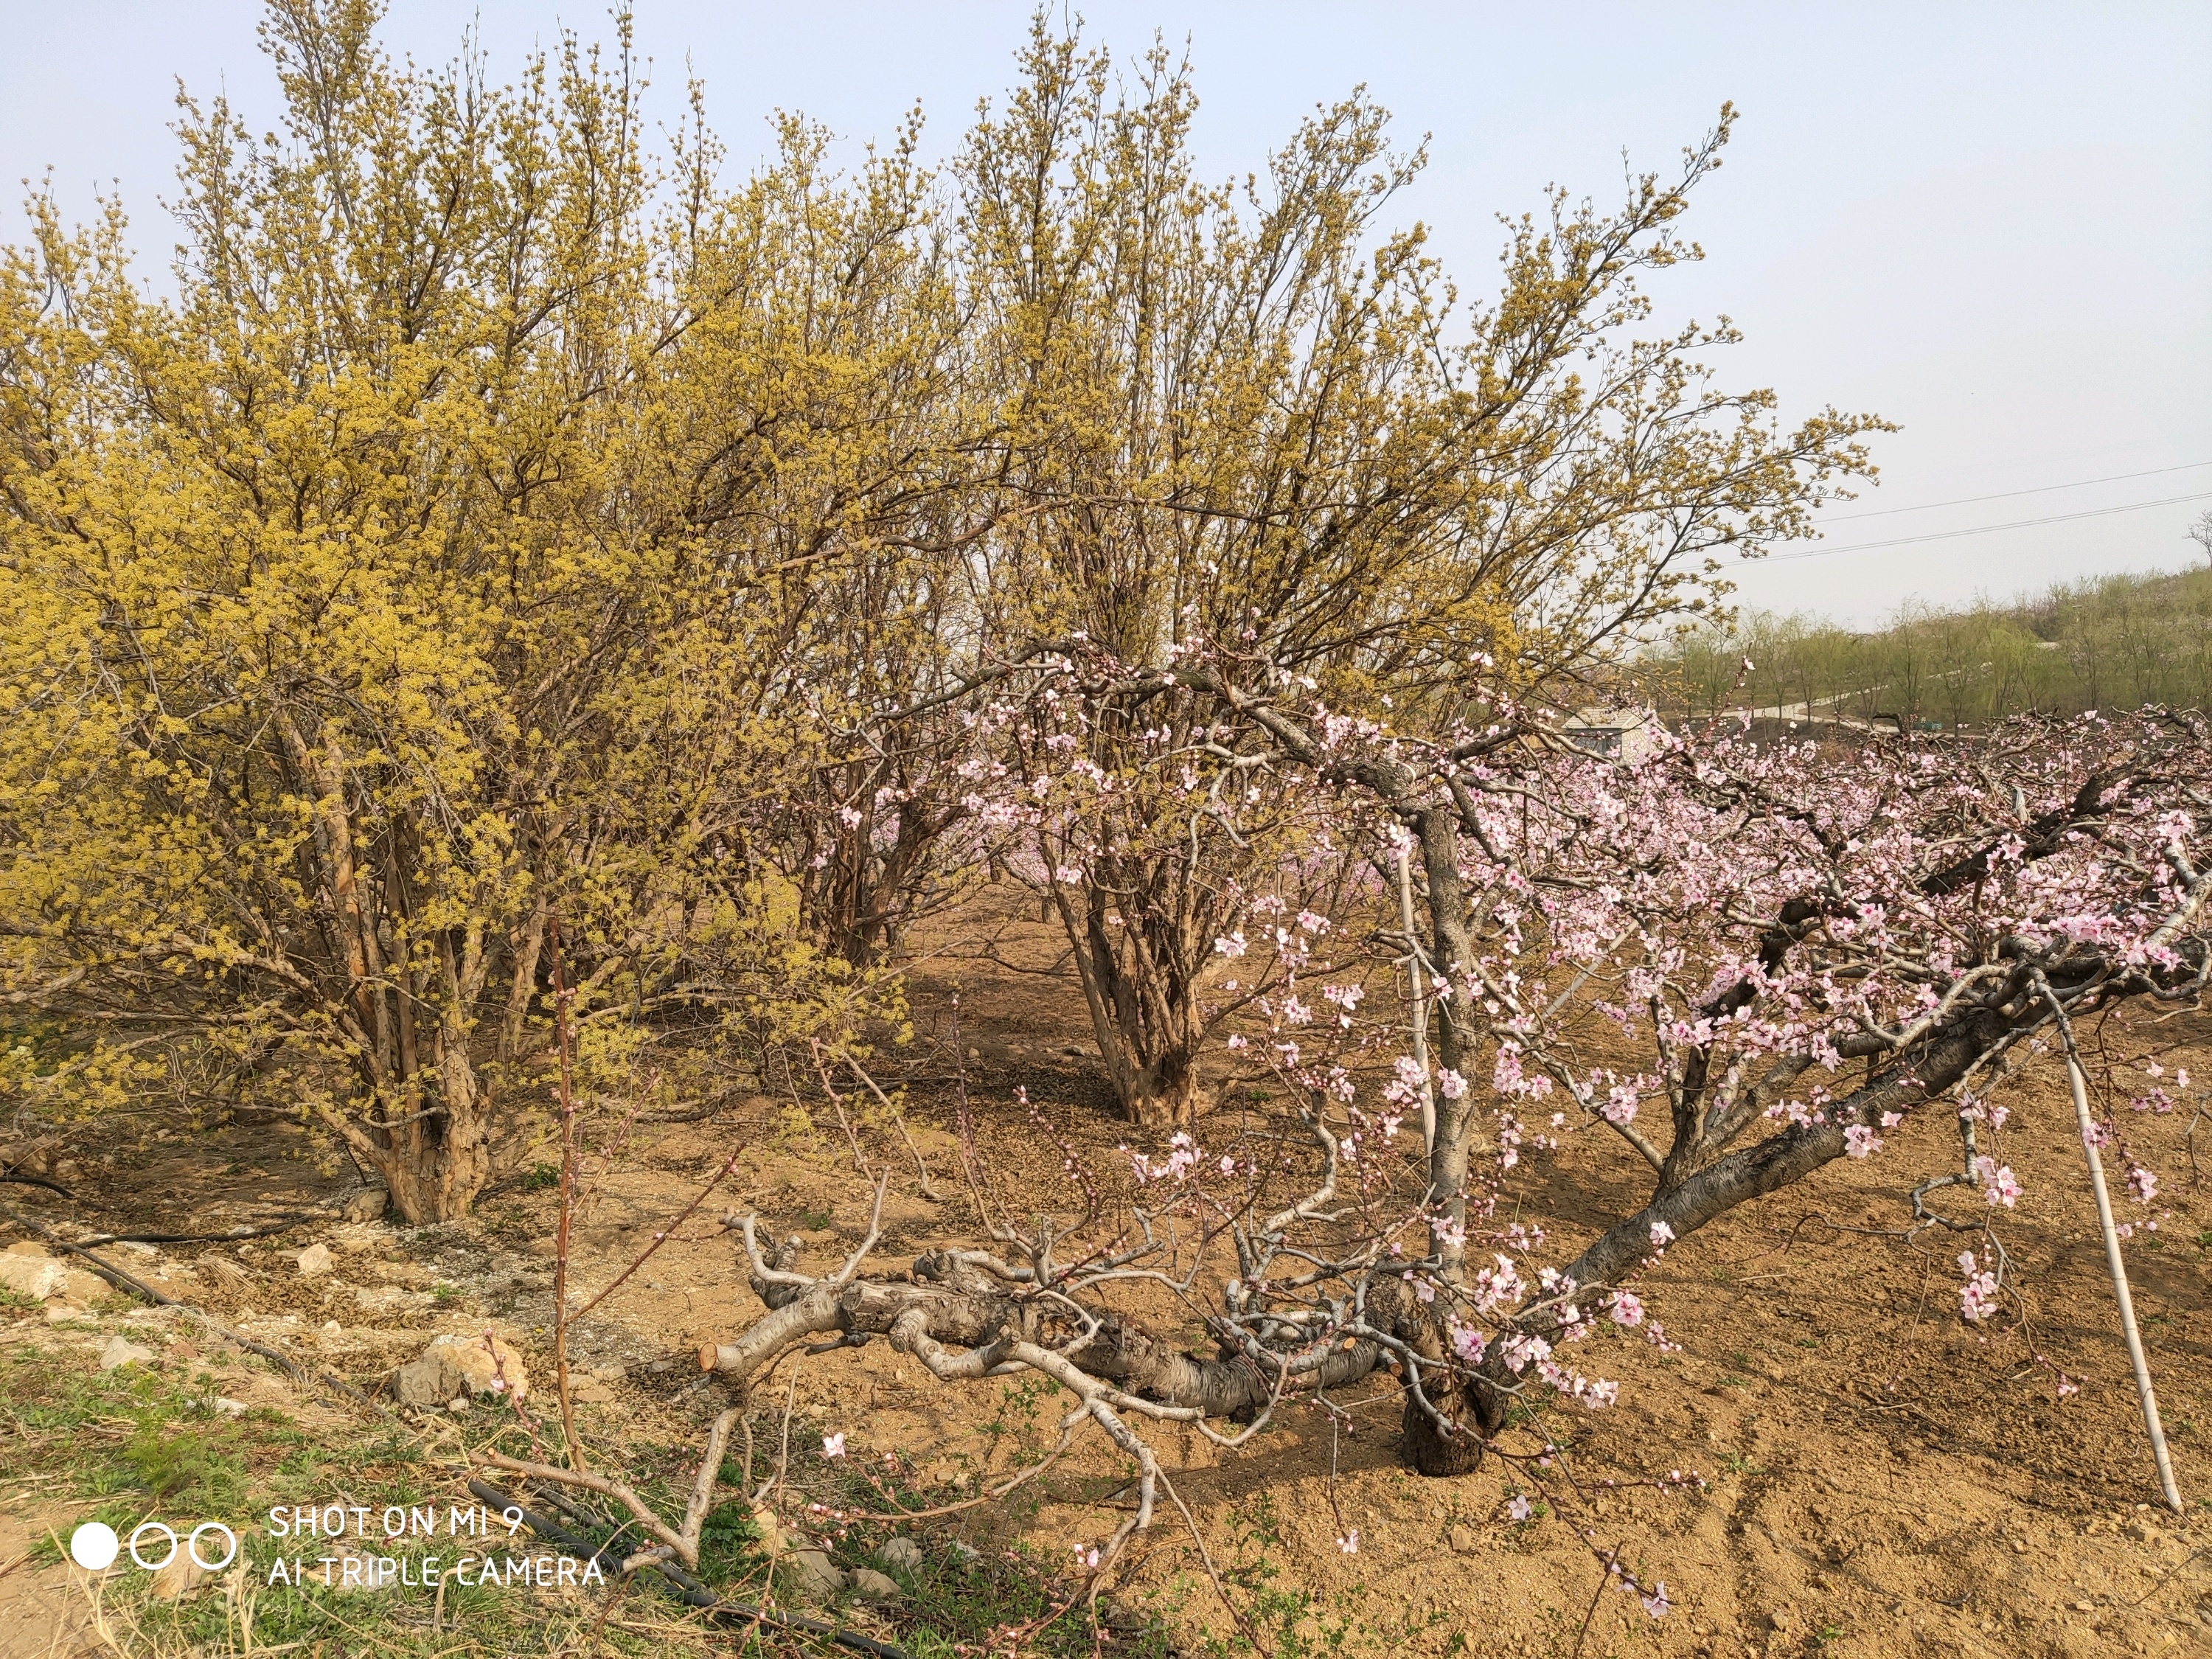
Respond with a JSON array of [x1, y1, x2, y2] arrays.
[[699, 1251, 1474, 1458], [1054, 885, 1209, 1127], [1415, 804, 1481, 1279], [1559, 1013, 2000, 1295]]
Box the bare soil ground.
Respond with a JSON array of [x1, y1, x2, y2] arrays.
[[2, 886, 2208, 1658]]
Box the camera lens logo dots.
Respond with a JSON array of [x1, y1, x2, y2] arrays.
[[69, 1519, 237, 1573], [69, 1523, 118, 1571]]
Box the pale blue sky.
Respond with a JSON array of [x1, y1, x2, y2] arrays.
[[4, 2, 2207, 627]]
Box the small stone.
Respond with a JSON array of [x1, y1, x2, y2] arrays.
[[448, 1397, 469, 1412], [851, 1568, 902, 1599], [877, 1537, 923, 1573], [1447, 1523, 1477, 1554], [785, 1549, 848, 1604], [100, 1335, 156, 1371], [946, 1540, 981, 1567], [294, 1243, 334, 1276], [749, 1505, 788, 1554], [340, 1187, 389, 1223], [0, 1253, 66, 1301], [149, 1550, 208, 1601], [588, 1362, 627, 1383], [392, 1332, 530, 1405], [2071, 1600, 2094, 1613]]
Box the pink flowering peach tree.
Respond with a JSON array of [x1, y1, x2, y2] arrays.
[[688, 679, 2208, 1572]]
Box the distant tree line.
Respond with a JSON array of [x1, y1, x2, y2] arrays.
[[1649, 564, 2212, 729]]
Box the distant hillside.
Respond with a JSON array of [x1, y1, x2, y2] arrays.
[[1646, 564, 2212, 730]]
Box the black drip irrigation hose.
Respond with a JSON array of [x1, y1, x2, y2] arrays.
[[0, 1171, 84, 1202], [467, 1480, 910, 1659]]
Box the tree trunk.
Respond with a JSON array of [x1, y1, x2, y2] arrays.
[[1416, 804, 1482, 1279], [1054, 884, 1209, 1127]]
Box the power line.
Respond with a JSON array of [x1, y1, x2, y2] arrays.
[[1821, 460, 2212, 522], [1753, 490, 2212, 565]]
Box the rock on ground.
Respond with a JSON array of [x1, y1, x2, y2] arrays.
[[0, 1252, 67, 1301], [784, 1549, 848, 1604], [148, 1551, 207, 1601], [339, 1187, 389, 1222], [392, 1333, 529, 1405], [293, 1242, 334, 1276], [850, 1567, 902, 1599], [99, 1335, 155, 1371], [877, 1537, 923, 1573]]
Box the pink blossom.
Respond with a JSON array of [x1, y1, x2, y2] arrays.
[[1958, 1252, 2000, 1323], [823, 1433, 846, 1458], [1972, 1157, 2021, 1207], [1843, 1124, 1882, 1158]]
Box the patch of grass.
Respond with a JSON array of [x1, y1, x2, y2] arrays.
[[522, 1162, 562, 1192], [0, 1335, 1180, 1659], [1175, 1491, 1442, 1658]]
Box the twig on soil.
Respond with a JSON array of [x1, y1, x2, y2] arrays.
[[763, 1366, 802, 1506], [841, 1052, 943, 1202], [1158, 1470, 1267, 1658], [570, 1148, 746, 1322]]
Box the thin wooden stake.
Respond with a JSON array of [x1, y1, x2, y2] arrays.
[[549, 910, 582, 1470], [2042, 984, 2183, 1512], [1394, 842, 1439, 1164]]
